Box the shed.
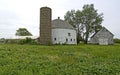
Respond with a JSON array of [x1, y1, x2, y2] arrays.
[[90, 27, 114, 45]]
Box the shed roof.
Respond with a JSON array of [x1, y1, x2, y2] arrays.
[[91, 27, 114, 38], [52, 17, 75, 30]]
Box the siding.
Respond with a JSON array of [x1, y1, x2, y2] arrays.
[[52, 29, 77, 44], [90, 27, 114, 45]]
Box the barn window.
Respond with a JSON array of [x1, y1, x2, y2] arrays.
[[66, 38, 68, 42], [54, 38, 56, 41], [71, 39, 72, 41], [74, 39, 75, 41], [68, 33, 71, 36]]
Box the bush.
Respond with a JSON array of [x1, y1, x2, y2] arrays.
[[17, 37, 39, 45], [114, 38, 120, 43]]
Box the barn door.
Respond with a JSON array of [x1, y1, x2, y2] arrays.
[[99, 39, 108, 45]]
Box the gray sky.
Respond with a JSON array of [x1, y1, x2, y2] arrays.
[[0, 0, 120, 38]]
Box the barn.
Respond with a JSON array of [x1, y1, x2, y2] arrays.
[[52, 17, 77, 44], [90, 27, 114, 45]]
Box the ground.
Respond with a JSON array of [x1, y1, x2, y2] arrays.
[[0, 44, 120, 75]]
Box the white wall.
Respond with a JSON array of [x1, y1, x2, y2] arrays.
[[52, 28, 77, 44]]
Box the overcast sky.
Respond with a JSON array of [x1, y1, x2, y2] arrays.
[[0, 0, 120, 38]]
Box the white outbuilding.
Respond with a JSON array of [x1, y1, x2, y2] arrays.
[[52, 17, 77, 44], [90, 27, 114, 45]]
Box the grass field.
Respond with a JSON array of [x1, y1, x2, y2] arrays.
[[0, 44, 120, 75]]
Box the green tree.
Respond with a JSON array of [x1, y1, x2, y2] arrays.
[[82, 4, 103, 44], [64, 10, 76, 28], [15, 28, 32, 36], [64, 4, 103, 44], [64, 10, 83, 44]]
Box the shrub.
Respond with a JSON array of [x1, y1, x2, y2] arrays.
[[17, 37, 39, 45], [114, 38, 120, 43]]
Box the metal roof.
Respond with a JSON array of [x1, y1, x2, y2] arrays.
[[52, 18, 75, 30], [91, 27, 114, 38]]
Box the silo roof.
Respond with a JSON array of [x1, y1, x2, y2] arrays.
[[52, 18, 75, 30]]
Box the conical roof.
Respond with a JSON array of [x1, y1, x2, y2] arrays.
[[52, 17, 75, 30]]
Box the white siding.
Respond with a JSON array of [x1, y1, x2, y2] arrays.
[[52, 29, 77, 44], [90, 27, 114, 45], [99, 38, 108, 45]]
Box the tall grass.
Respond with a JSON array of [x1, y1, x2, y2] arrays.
[[0, 44, 120, 75]]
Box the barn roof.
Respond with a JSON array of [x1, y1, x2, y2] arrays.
[[52, 17, 75, 30], [91, 27, 114, 38]]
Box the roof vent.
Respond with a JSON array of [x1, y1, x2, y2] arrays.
[[58, 17, 60, 19]]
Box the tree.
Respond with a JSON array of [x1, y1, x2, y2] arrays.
[[15, 28, 32, 36], [64, 10, 84, 44], [64, 4, 103, 44], [64, 10, 76, 28]]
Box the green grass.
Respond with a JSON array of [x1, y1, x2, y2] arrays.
[[0, 44, 120, 75]]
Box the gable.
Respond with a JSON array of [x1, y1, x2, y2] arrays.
[[91, 27, 114, 38]]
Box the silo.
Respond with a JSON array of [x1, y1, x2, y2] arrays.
[[39, 7, 52, 45]]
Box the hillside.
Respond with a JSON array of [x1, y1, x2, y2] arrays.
[[0, 44, 120, 75]]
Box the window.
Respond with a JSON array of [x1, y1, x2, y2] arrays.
[[74, 39, 75, 41], [54, 38, 56, 41], [66, 38, 68, 42], [68, 33, 71, 36], [71, 39, 72, 41]]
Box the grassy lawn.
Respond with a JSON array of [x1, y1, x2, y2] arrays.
[[0, 44, 120, 75]]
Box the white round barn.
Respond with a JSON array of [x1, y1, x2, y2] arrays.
[[52, 17, 77, 44]]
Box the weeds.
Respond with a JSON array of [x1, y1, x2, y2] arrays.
[[0, 44, 120, 75]]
